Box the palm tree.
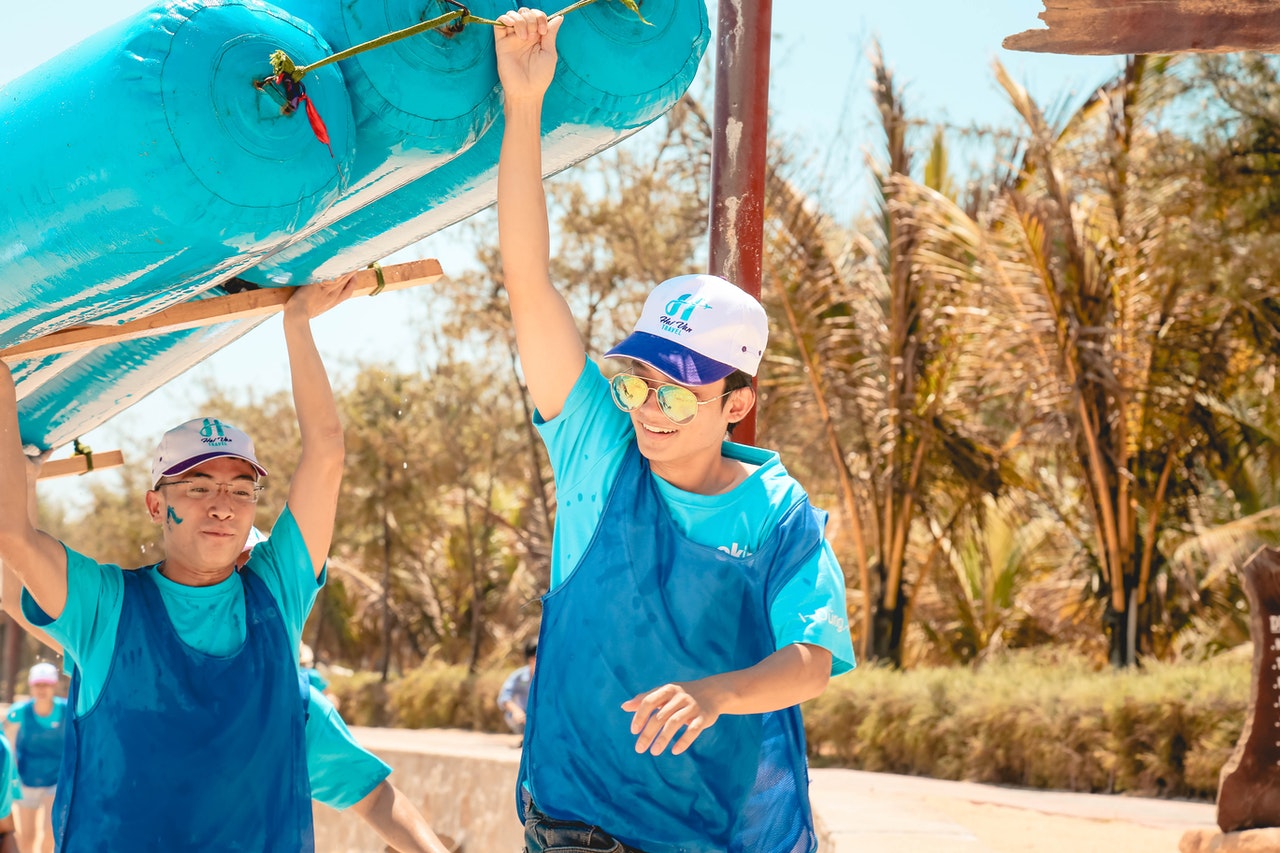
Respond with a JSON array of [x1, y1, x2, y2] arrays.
[[760, 46, 1025, 665], [986, 54, 1280, 665]]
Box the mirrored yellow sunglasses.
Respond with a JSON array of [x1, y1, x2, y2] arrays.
[[608, 373, 734, 425]]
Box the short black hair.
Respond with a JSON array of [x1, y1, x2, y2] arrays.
[[722, 370, 754, 435], [524, 639, 538, 659]]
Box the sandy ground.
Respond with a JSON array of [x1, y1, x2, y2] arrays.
[[810, 767, 1215, 853], [932, 799, 1194, 853]]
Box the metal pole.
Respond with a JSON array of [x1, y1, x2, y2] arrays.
[[708, 0, 772, 446]]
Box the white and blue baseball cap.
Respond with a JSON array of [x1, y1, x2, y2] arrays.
[[604, 274, 769, 385], [150, 417, 268, 489]]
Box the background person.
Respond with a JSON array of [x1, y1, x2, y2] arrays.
[[497, 640, 536, 741], [4, 664, 63, 853], [0, 733, 21, 853]]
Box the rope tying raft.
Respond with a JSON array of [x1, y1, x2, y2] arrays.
[[256, 0, 647, 151]]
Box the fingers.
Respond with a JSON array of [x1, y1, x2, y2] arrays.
[[334, 270, 358, 301], [623, 685, 714, 756], [545, 13, 564, 44], [497, 7, 549, 42]]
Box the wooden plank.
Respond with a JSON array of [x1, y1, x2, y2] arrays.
[[1004, 0, 1280, 55], [37, 450, 125, 480], [0, 259, 444, 364]]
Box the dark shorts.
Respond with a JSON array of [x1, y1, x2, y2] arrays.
[[523, 801, 647, 853]]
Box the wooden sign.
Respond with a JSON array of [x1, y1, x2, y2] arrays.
[[1005, 0, 1280, 55]]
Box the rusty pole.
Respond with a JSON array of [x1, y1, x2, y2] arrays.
[[708, 0, 772, 446]]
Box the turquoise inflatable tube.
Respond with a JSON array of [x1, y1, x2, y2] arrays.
[[248, 0, 709, 284], [7, 0, 707, 451], [0, 0, 356, 348], [264, 0, 511, 233], [17, 317, 266, 451]]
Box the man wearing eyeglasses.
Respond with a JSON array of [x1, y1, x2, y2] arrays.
[[495, 9, 854, 853], [0, 276, 355, 851]]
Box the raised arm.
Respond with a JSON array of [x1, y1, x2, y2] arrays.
[[0, 452, 61, 653], [281, 274, 356, 577], [495, 8, 584, 420], [0, 364, 67, 618]]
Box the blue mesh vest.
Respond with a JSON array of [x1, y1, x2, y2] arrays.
[[519, 443, 823, 853], [53, 567, 313, 852], [15, 700, 63, 788]]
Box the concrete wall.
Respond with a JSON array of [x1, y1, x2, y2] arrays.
[[312, 728, 524, 853]]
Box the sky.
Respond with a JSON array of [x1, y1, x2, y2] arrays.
[[0, 0, 1121, 502]]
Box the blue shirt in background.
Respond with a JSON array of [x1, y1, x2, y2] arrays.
[[0, 735, 19, 818]]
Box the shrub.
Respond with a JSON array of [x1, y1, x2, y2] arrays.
[[333, 649, 1246, 801]]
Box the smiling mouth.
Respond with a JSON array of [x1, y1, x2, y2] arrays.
[[639, 422, 676, 435]]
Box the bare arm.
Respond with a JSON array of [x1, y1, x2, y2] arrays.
[[348, 780, 452, 853], [0, 364, 67, 618], [621, 643, 833, 756], [1, 562, 59, 655], [495, 9, 584, 420], [1, 454, 63, 654], [281, 275, 356, 577]]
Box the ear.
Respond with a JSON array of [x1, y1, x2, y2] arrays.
[[144, 490, 164, 524], [724, 384, 756, 424]]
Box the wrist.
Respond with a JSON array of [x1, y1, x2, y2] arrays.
[[691, 675, 733, 718], [503, 95, 545, 122]]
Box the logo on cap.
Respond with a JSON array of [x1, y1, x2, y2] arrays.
[[199, 418, 233, 447], [660, 294, 712, 336]]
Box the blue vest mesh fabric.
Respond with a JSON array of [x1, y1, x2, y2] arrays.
[[519, 443, 822, 853], [15, 701, 64, 788], [53, 568, 313, 852]]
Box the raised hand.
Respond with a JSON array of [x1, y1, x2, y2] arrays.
[[284, 271, 358, 322], [494, 7, 563, 101]]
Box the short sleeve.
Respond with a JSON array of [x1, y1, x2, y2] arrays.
[[769, 542, 856, 676], [243, 506, 322, 658], [305, 688, 390, 810], [20, 546, 124, 677]]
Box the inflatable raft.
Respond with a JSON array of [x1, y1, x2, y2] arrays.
[[0, 0, 708, 449]]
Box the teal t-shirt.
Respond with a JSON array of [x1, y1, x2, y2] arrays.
[[535, 361, 856, 675], [0, 735, 17, 817], [22, 506, 323, 715], [6, 697, 66, 730], [305, 685, 390, 810], [304, 667, 329, 692]]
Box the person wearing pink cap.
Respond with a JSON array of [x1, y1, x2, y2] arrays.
[[4, 663, 64, 853], [0, 275, 355, 851], [494, 9, 854, 853]]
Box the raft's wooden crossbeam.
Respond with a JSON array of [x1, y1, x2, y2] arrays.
[[0, 259, 444, 364], [38, 451, 126, 480]]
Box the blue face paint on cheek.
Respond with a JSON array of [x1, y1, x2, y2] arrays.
[[166, 506, 184, 526]]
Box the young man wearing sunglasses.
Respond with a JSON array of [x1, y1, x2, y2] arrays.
[[0, 275, 355, 851], [495, 9, 854, 853]]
